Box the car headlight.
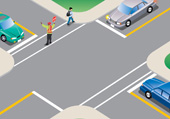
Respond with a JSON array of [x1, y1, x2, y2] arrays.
[[116, 22, 122, 25], [21, 32, 24, 35], [11, 37, 17, 40], [105, 15, 110, 20]]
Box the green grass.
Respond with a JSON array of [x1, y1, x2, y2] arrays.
[[165, 54, 170, 69], [52, 0, 104, 12]]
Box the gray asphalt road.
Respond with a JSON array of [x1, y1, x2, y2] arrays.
[[0, 0, 170, 119]]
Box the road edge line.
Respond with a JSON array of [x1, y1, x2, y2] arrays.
[[130, 92, 170, 119], [0, 92, 33, 115], [126, 8, 170, 37], [15, 22, 36, 35]]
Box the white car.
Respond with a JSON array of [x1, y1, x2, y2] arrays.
[[106, 0, 158, 28]]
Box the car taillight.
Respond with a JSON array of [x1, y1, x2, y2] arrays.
[[154, 0, 157, 3]]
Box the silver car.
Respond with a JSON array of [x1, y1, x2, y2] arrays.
[[107, 0, 157, 28]]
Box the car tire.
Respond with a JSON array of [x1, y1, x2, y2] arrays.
[[106, 20, 110, 25], [1, 35, 7, 42], [126, 20, 131, 27], [147, 6, 153, 13], [145, 91, 152, 99]]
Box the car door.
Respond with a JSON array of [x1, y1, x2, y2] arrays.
[[152, 88, 163, 102], [0, 25, 2, 36], [137, 2, 147, 16], [161, 91, 170, 108], [130, 6, 139, 21]]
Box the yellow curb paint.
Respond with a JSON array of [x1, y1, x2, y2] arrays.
[[130, 92, 170, 119], [0, 92, 33, 115], [15, 22, 36, 35], [126, 8, 170, 37]]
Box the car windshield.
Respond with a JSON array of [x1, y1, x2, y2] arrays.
[[118, 3, 132, 15], [0, 18, 14, 30]]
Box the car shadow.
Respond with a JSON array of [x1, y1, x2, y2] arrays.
[[4, 41, 14, 46], [138, 90, 170, 113], [118, 6, 159, 30], [1, 37, 25, 46]]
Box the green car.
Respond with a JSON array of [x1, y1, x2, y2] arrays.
[[0, 13, 24, 43]]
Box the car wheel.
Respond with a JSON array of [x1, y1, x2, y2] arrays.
[[1, 35, 7, 42], [147, 6, 153, 13], [106, 20, 110, 25], [145, 91, 152, 99], [126, 20, 131, 27]]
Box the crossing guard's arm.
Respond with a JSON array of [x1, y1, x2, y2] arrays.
[[52, 23, 55, 28], [42, 24, 48, 29]]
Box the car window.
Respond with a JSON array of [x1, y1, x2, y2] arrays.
[[131, 6, 138, 14], [118, 3, 132, 15], [142, 0, 148, 4], [162, 91, 169, 100], [138, 3, 145, 9], [155, 89, 162, 95], [0, 18, 14, 30]]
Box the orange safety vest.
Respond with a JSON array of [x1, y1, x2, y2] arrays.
[[47, 25, 52, 33]]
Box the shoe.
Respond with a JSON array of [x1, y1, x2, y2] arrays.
[[73, 21, 75, 23], [67, 23, 70, 25], [45, 43, 49, 46]]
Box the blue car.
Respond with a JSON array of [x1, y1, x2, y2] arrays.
[[140, 78, 170, 109]]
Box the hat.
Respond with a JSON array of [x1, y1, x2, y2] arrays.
[[48, 22, 51, 25]]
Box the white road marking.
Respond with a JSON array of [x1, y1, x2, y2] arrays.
[[95, 19, 127, 38], [7, 35, 38, 54], [14, 24, 85, 67], [127, 73, 157, 93], [32, 91, 63, 112], [94, 71, 153, 109], [111, 24, 114, 28], [80, 61, 146, 106], [11, 22, 67, 56]]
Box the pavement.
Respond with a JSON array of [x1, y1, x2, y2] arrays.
[[0, 0, 170, 119], [147, 41, 170, 81], [0, 48, 14, 78], [51, 106, 109, 119], [32, 0, 124, 23]]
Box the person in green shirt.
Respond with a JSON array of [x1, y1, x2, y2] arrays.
[[41, 22, 55, 45]]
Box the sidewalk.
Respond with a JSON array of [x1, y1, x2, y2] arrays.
[[51, 106, 109, 119], [0, 48, 14, 78], [147, 41, 170, 81], [32, 0, 124, 23]]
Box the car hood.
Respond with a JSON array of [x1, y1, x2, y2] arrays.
[[4, 24, 22, 37], [144, 78, 165, 89], [110, 9, 127, 22]]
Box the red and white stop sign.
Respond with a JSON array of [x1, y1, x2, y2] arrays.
[[52, 16, 56, 22]]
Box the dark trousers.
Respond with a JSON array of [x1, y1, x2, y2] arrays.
[[47, 34, 52, 44]]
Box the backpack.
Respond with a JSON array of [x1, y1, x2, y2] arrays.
[[66, 11, 71, 16]]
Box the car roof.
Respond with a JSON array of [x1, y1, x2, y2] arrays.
[[144, 78, 165, 89], [159, 82, 170, 94], [0, 14, 10, 23], [123, 0, 143, 8]]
